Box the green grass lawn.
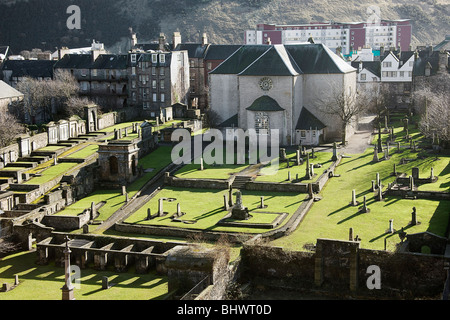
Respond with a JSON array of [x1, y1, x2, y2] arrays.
[[65, 144, 99, 159], [0, 250, 169, 300], [36, 145, 65, 152], [123, 186, 306, 234], [23, 162, 80, 185], [56, 146, 174, 222], [256, 151, 333, 183], [270, 147, 450, 251]]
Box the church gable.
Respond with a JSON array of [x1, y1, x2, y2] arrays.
[[239, 45, 301, 76]]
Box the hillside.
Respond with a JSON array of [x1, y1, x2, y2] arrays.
[[0, 0, 448, 54]]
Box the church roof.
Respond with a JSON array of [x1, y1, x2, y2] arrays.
[[218, 114, 238, 127], [204, 45, 242, 61], [211, 43, 355, 76], [295, 107, 326, 130], [210, 45, 271, 75], [239, 45, 301, 76], [246, 96, 284, 112], [285, 44, 355, 74], [0, 80, 23, 99]]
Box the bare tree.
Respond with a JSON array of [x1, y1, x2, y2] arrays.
[[14, 70, 80, 123], [0, 111, 25, 148], [204, 108, 222, 129], [315, 84, 368, 145], [62, 97, 96, 118], [414, 74, 450, 145]]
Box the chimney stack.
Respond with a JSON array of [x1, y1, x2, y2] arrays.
[[159, 33, 166, 51], [201, 33, 208, 46], [173, 32, 181, 49]]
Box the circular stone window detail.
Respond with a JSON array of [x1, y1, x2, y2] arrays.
[[259, 77, 273, 91]]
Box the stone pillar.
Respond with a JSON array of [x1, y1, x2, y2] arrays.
[[122, 185, 127, 196], [376, 173, 380, 189], [411, 207, 417, 226], [90, 202, 96, 220], [223, 195, 229, 211], [308, 183, 314, 199], [280, 148, 286, 161], [259, 196, 266, 209], [430, 167, 434, 180], [332, 142, 338, 161], [147, 208, 152, 220], [228, 187, 234, 207], [409, 176, 414, 190], [349, 228, 354, 241], [296, 150, 301, 166], [351, 190, 357, 206], [393, 163, 397, 176], [377, 186, 383, 201], [177, 203, 181, 217], [158, 198, 164, 217], [388, 219, 394, 234], [373, 146, 379, 162], [288, 171, 291, 181], [61, 238, 75, 300]]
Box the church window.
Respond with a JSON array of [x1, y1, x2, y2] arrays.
[[255, 112, 270, 135]]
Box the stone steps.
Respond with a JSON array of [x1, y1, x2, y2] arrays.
[[232, 176, 253, 189]]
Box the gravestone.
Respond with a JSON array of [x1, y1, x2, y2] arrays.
[[90, 202, 96, 220], [360, 196, 369, 213], [373, 146, 379, 162], [158, 198, 164, 217], [332, 142, 338, 161], [430, 167, 435, 180], [393, 163, 397, 176], [14, 275, 19, 286], [231, 191, 250, 220], [377, 186, 383, 201], [147, 208, 152, 220], [296, 150, 301, 166], [122, 185, 127, 196], [228, 187, 234, 207], [259, 196, 268, 209], [349, 228, 354, 241], [397, 142, 401, 153], [102, 276, 111, 290], [280, 148, 286, 161], [412, 167, 419, 180], [288, 171, 291, 181], [308, 183, 314, 199], [376, 173, 380, 189], [371, 180, 376, 192], [310, 164, 315, 177], [351, 190, 357, 206], [83, 224, 89, 234], [223, 195, 229, 211], [411, 207, 418, 226], [409, 176, 415, 190], [388, 219, 394, 234], [177, 203, 182, 217]]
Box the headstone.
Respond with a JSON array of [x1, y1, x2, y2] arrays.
[[288, 171, 291, 181], [158, 198, 164, 216], [308, 183, 314, 199], [122, 185, 127, 196], [311, 148, 315, 159], [430, 167, 434, 180], [90, 202, 96, 220], [412, 168, 419, 180], [393, 163, 397, 176], [349, 228, 354, 241], [373, 146, 379, 162], [310, 164, 315, 177], [54, 156, 57, 165], [286, 158, 290, 168], [280, 148, 286, 160], [332, 142, 338, 161], [228, 187, 234, 207], [223, 194, 229, 211], [377, 186, 383, 201], [376, 173, 380, 189], [259, 196, 267, 209], [14, 275, 19, 286], [177, 203, 181, 217], [351, 190, 357, 206], [409, 176, 414, 190], [102, 276, 111, 290], [411, 207, 417, 226], [125, 193, 129, 203], [147, 208, 152, 220], [371, 180, 376, 192], [361, 196, 369, 213], [388, 219, 394, 234], [61, 236, 74, 300], [83, 224, 89, 234], [296, 150, 301, 166], [306, 154, 311, 179], [124, 128, 128, 137]]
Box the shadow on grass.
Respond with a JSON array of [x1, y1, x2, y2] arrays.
[[369, 223, 415, 243]]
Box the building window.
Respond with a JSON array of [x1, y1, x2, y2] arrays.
[[152, 67, 156, 75], [131, 54, 137, 63], [160, 68, 165, 76], [160, 54, 165, 64], [400, 71, 404, 77], [152, 54, 158, 64], [255, 112, 269, 135], [383, 62, 392, 68], [300, 130, 306, 138], [360, 73, 366, 81], [132, 67, 136, 75], [160, 81, 165, 90], [152, 80, 157, 89], [153, 93, 157, 102]]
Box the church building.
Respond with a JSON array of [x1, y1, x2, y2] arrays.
[[209, 43, 357, 146]]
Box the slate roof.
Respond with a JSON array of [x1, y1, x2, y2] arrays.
[[211, 44, 355, 76], [434, 35, 450, 51], [246, 96, 284, 112], [173, 43, 209, 59], [295, 107, 326, 130], [285, 44, 355, 74], [210, 45, 271, 75], [239, 45, 301, 76], [204, 45, 242, 60], [0, 80, 23, 99], [350, 61, 381, 78], [413, 50, 450, 76], [53, 54, 93, 69], [218, 114, 238, 128], [1, 59, 56, 78], [91, 54, 128, 69]]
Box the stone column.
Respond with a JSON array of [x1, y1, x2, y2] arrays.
[[411, 207, 417, 226], [147, 208, 152, 220], [223, 195, 229, 211], [351, 190, 357, 206], [61, 237, 75, 300], [158, 198, 164, 217], [388, 219, 394, 234]]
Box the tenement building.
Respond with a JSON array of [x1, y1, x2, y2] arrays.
[[209, 43, 357, 146]]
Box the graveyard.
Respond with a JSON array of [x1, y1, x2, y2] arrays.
[[0, 109, 449, 300]]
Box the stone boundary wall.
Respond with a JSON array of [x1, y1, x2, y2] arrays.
[[165, 176, 232, 190], [240, 238, 450, 299], [97, 112, 117, 130], [386, 189, 450, 200]]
